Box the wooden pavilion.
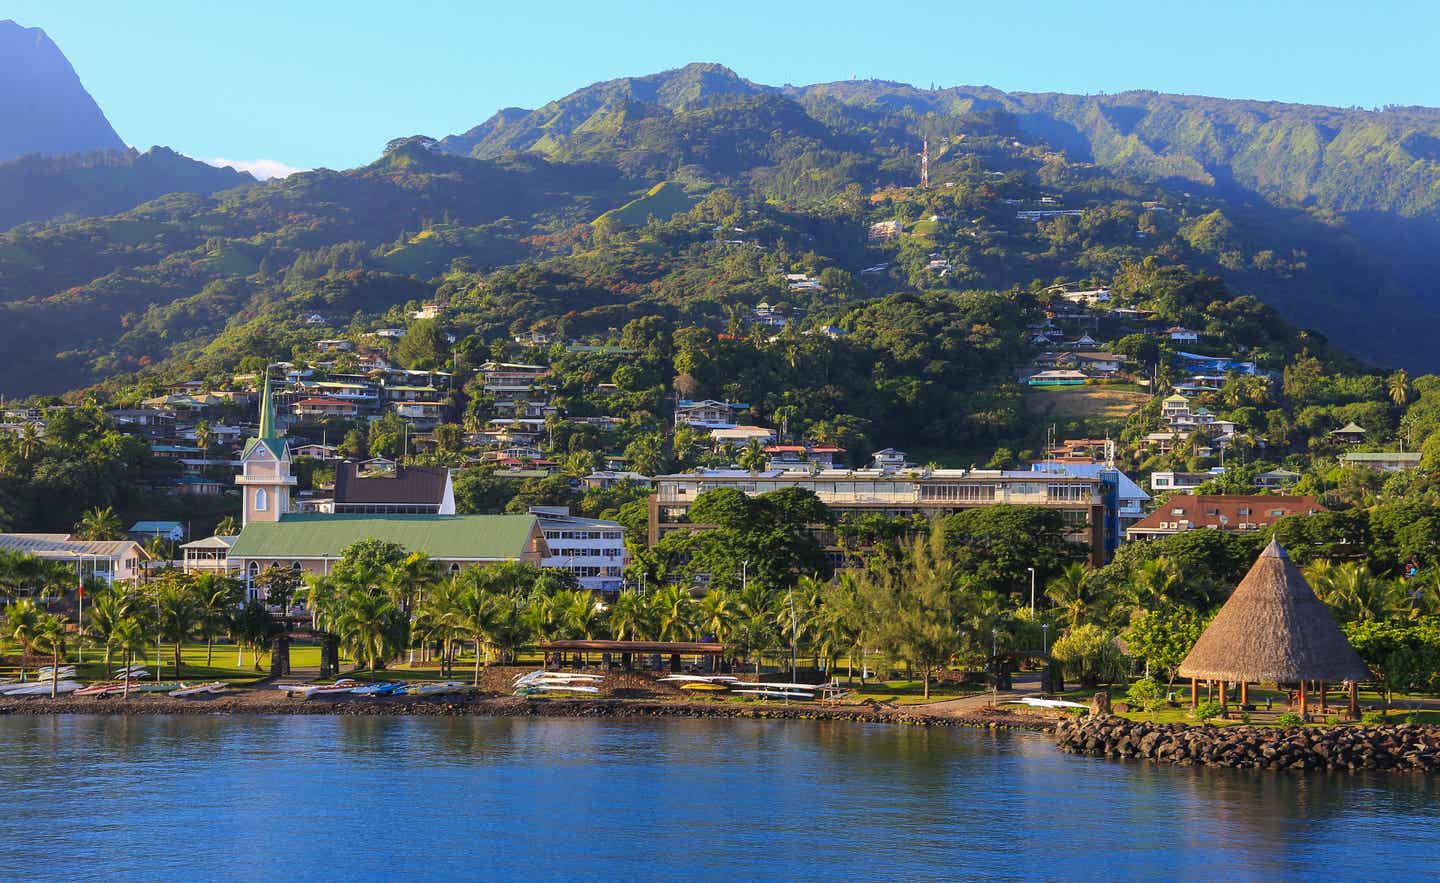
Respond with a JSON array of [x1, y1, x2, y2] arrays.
[[1177, 539, 1372, 720], [540, 640, 726, 673]]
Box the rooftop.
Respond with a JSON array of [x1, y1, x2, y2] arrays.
[[229, 514, 539, 561]]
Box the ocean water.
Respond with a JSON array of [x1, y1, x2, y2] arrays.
[[0, 714, 1436, 880]]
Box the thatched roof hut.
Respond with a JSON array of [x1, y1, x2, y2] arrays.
[[1177, 539, 1371, 684]]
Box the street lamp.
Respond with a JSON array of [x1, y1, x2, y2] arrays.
[[1027, 567, 1036, 614], [1042, 623, 1049, 655]]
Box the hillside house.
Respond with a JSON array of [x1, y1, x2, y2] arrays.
[[1338, 452, 1421, 472], [1127, 494, 1325, 540], [675, 399, 749, 430], [1328, 422, 1367, 445]]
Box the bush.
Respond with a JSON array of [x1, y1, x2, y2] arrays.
[[1050, 625, 1129, 688], [1126, 676, 1166, 716], [1191, 700, 1224, 721], [1276, 712, 1304, 727], [1362, 711, 1385, 725], [1405, 711, 1422, 725], [1239, 712, 1252, 725]]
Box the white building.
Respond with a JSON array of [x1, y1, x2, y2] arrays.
[[530, 507, 627, 594]]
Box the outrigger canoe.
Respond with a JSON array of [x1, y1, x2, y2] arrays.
[[169, 682, 227, 698], [679, 682, 730, 692]]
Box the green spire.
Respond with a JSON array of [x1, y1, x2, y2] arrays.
[[258, 372, 277, 440]]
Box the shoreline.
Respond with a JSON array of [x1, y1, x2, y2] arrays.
[[0, 691, 1054, 731]]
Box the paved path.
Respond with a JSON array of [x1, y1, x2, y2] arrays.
[[919, 672, 1044, 717]]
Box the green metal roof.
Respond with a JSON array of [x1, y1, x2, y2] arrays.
[[229, 514, 538, 561], [242, 437, 288, 459]]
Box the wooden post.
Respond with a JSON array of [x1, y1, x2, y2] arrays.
[[1219, 680, 1228, 716], [1298, 679, 1308, 721], [1348, 681, 1359, 720], [1239, 680, 1248, 707], [1190, 677, 1197, 709]]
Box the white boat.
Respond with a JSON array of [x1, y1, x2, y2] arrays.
[[350, 681, 405, 696], [405, 681, 467, 696], [514, 671, 603, 685], [658, 675, 738, 684], [276, 683, 314, 695], [749, 682, 819, 692], [732, 689, 814, 700], [3, 681, 82, 696], [303, 679, 360, 698], [518, 684, 600, 695], [1004, 696, 1091, 710], [169, 682, 227, 698]]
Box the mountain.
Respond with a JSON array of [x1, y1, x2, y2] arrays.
[[0, 147, 255, 232], [0, 20, 125, 161]]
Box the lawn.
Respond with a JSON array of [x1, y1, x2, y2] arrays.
[[1060, 680, 1440, 727]]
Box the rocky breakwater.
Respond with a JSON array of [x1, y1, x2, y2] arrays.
[[1055, 716, 1440, 772]]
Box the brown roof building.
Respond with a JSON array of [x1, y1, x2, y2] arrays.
[[332, 459, 454, 515], [1126, 494, 1326, 540]]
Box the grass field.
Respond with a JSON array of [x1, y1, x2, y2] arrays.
[[593, 181, 697, 228], [1025, 385, 1151, 422]]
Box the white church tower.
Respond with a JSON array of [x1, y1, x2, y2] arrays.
[[236, 372, 295, 525]]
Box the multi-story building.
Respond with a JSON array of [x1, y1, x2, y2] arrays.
[[530, 507, 627, 594], [1127, 494, 1326, 540], [479, 362, 549, 406], [648, 466, 1111, 565], [675, 399, 749, 429]]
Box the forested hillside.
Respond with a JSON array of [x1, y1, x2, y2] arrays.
[[6, 62, 1440, 399]]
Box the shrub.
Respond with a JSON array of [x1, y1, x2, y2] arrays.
[[1276, 712, 1304, 727], [1050, 625, 1129, 688], [1239, 712, 1252, 725], [1362, 711, 1385, 725], [1405, 711, 1422, 725], [1325, 715, 1340, 726], [1191, 700, 1224, 721], [1126, 676, 1166, 716]]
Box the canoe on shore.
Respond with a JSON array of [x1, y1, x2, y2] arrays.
[[169, 682, 227, 698]]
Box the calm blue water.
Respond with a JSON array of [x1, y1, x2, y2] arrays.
[[0, 715, 1437, 880]]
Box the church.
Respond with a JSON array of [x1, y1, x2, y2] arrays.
[[227, 374, 547, 599]]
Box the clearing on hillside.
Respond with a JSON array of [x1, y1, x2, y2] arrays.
[[593, 181, 699, 228], [1025, 386, 1151, 423]]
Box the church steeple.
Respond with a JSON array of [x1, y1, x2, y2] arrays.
[[257, 371, 277, 441], [237, 368, 295, 526]]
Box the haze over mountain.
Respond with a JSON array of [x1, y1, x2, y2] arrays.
[[0, 19, 124, 161], [0, 21, 255, 232]]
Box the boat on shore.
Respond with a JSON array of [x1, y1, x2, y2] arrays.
[[2, 681, 82, 696], [350, 681, 406, 696], [403, 681, 467, 697], [169, 682, 227, 698], [679, 682, 730, 693]]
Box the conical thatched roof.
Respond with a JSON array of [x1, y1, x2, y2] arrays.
[[1177, 540, 1371, 683]]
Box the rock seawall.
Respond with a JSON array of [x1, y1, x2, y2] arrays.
[[1055, 716, 1440, 772]]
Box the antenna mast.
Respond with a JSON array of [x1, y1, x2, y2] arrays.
[[920, 137, 930, 189]]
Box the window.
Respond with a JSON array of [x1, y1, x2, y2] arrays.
[[920, 483, 995, 502], [254, 488, 268, 511], [449, 563, 461, 575], [1238, 507, 1251, 516], [247, 561, 260, 578], [1047, 484, 1088, 502]]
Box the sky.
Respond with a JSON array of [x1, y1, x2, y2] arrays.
[[7, 0, 1437, 177]]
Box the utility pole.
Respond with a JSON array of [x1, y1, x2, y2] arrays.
[[920, 137, 930, 189], [1028, 567, 1036, 615], [788, 589, 798, 682]]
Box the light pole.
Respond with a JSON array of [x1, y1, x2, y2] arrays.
[[741, 559, 748, 594], [1027, 567, 1036, 615], [1042, 623, 1049, 655]]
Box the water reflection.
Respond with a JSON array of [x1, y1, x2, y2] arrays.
[[0, 715, 1436, 879]]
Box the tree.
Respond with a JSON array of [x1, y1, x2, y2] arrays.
[[112, 616, 147, 698], [607, 589, 654, 643], [942, 506, 1080, 595], [74, 506, 124, 541], [215, 516, 239, 537], [5, 598, 42, 657], [86, 586, 140, 676], [396, 319, 447, 369], [32, 614, 67, 698], [152, 576, 200, 676], [1050, 624, 1127, 689], [652, 584, 694, 642], [1046, 563, 1098, 630], [1123, 604, 1204, 686], [867, 530, 968, 698], [456, 583, 506, 684], [737, 439, 767, 472], [195, 420, 214, 454], [255, 564, 303, 614], [194, 573, 242, 666], [1344, 619, 1440, 709], [332, 587, 408, 671], [1388, 369, 1410, 408]]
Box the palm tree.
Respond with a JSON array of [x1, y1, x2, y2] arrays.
[[215, 516, 239, 537], [86, 587, 139, 676], [1388, 369, 1410, 408], [32, 614, 67, 699], [194, 574, 241, 667], [384, 552, 439, 613], [194, 420, 214, 454], [17, 422, 40, 462], [652, 584, 695, 642], [607, 590, 653, 644], [5, 598, 42, 658], [153, 578, 200, 676], [1128, 558, 1182, 611], [74, 506, 124, 541], [112, 616, 147, 698], [1046, 563, 1096, 630], [232, 600, 277, 671], [333, 589, 408, 672], [737, 439, 767, 472], [696, 589, 737, 643], [456, 585, 504, 685], [413, 577, 466, 676]]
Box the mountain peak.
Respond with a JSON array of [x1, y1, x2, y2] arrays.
[[0, 19, 126, 161]]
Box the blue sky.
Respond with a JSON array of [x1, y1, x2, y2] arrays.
[[8, 0, 1435, 176]]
